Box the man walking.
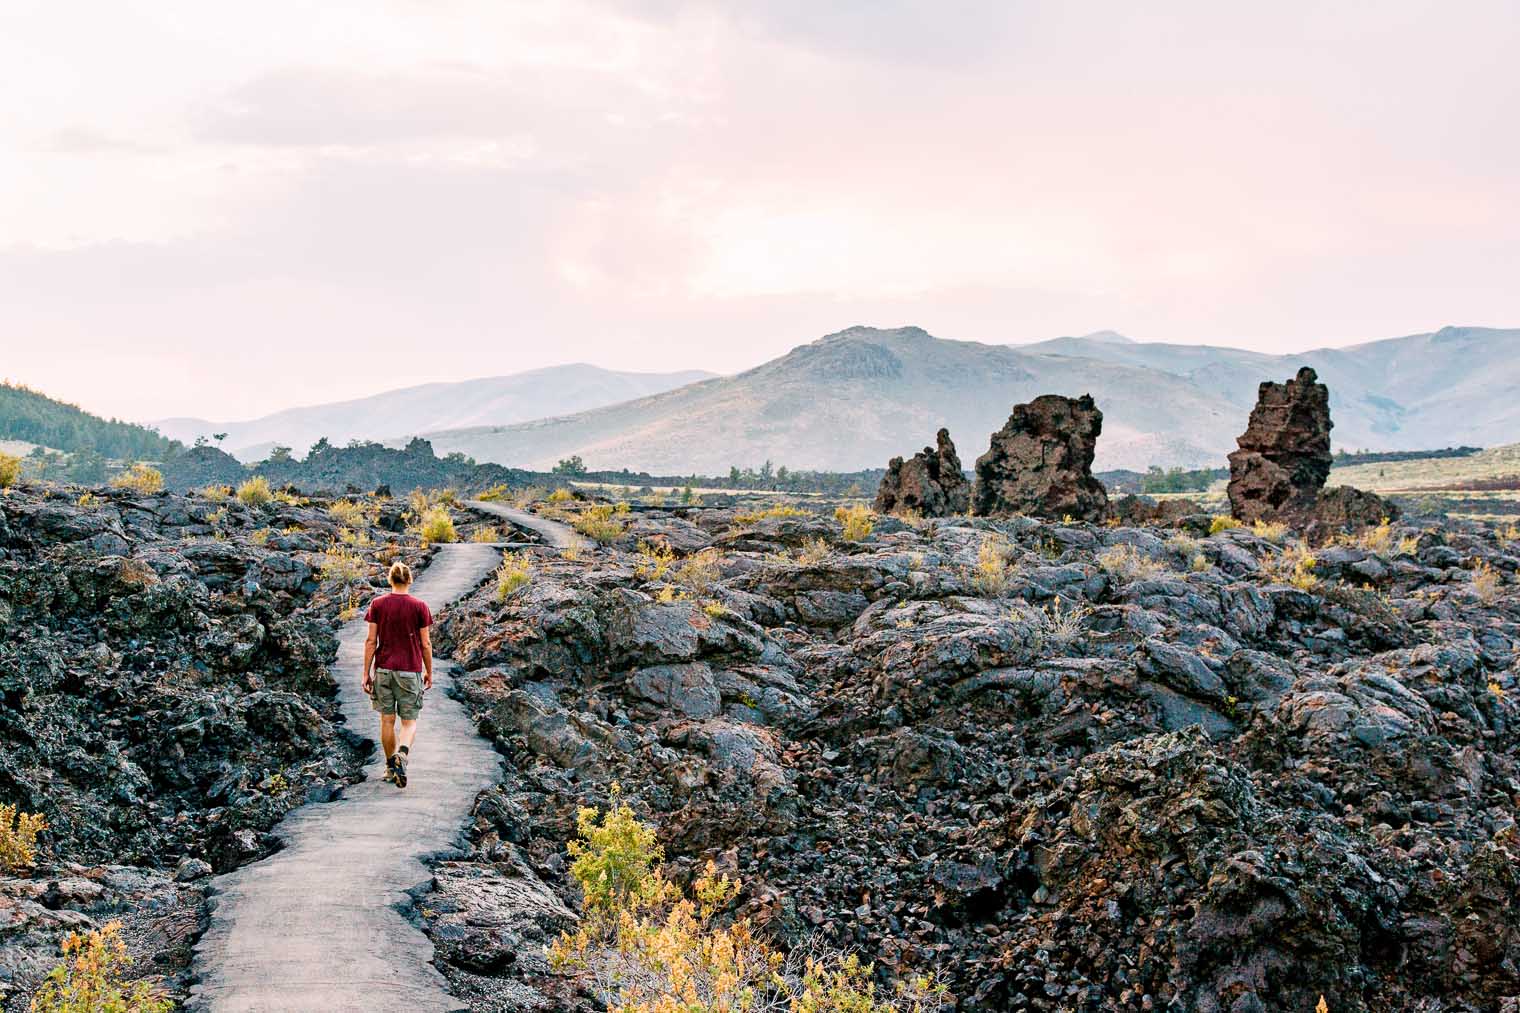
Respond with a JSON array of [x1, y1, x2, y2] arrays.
[[361, 561, 433, 789]]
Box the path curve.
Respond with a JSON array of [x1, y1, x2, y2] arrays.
[[191, 543, 502, 1013], [464, 499, 585, 549]]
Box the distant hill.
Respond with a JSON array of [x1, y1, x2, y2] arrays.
[[417, 326, 1245, 473], [1018, 325, 1520, 452], [0, 382, 178, 460], [417, 324, 1520, 474], [153, 364, 715, 462]]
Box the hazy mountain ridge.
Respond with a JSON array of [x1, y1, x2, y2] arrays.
[[153, 364, 715, 462], [418, 324, 1520, 473]]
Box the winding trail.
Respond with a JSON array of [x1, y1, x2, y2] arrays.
[[464, 499, 587, 550], [190, 543, 504, 1013]]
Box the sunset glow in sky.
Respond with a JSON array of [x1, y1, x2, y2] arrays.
[[2, 1, 1517, 421]]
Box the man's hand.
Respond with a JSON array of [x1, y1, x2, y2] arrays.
[[423, 668, 434, 691], [362, 671, 375, 695]]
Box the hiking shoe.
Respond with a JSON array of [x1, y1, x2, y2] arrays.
[[393, 753, 408, 789], [383, 755, 398, 784]]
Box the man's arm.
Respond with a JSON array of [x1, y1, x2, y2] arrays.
[[420, 628, 434, 690], [362, 623, 379, 693]]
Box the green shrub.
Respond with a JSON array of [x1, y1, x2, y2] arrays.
[[0, 453, 21, 489], [111, 463, 164, 495], [236, 476, 273, 507]]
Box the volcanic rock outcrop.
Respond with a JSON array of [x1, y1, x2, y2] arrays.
[[1228, 367, 1398, 533], [972, 394, 1108, 521], [873, 428, 970, 517], [1226, 366, 1333, 522]]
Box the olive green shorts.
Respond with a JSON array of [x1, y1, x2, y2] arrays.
[[370, 667, 424, 720]]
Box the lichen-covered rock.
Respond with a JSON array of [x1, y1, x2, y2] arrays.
[[972, 394, 1108, 521], [874, 428, 970, 517]]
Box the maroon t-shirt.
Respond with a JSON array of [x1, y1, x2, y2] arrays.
[[365, 593, 433, 673]]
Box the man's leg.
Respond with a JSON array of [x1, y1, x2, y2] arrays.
[[396, 718, 418, 753], [380, 713, 398, 761]]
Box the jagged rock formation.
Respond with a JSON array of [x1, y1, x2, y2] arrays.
[[873, 428, 970, 517], [972, 394, 1108, 521], [1227, 367, 1333, 522], [1228, 367, 1399, 533]]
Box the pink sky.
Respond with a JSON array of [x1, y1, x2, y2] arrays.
[[1, 0, 1517, 423]]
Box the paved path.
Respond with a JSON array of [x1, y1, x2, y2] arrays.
[[464, 499, 587, 550], [191, 543, 502, 1013]]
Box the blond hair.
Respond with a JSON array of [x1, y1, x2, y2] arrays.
[[388, 561, 414, 587]]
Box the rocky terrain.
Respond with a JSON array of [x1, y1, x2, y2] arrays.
[[416, 489, 1520, 1012], [0, 481, 428, 1008]]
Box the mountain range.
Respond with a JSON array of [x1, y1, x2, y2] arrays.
[[152, 365, 715, 462], [412, 324, 1520, 473]]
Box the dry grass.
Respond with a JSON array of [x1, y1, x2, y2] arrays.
[[834, 503, 875, 541], [236, 476, 273, 507], [496, 552, 533, 600], [328, 499, 373, 529], [1264, 542, 1319, 590], [1036, 596, 1091, 648], [1329, 442, 1520, 492], [417, 505, 458, 544], [734, 502, 809, 524], [30, 921, 171, 1013], [634, 540, 676, 581], [1251, 519, 1288, 543], [971, 535, 1015, 596], [1472, 561, 1502, 602], [0, 804, 46, 871], [0, 452, 20, 489], [795, 536, 832, 565], [320, 545, 370, 584], [1096, 543, 1169, 582], [573, 504, 627, 545], [674, 548, 721, 590], [1208, 515, 1242, 535], [1354, 518, 1395, 554], [111, 463, 164, 495]]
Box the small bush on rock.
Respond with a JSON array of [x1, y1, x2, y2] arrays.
[[674, 548, 721, 590], [0, 805, 46, 871], [1355, 518, 1394, 554], [0, 452, 23, 488], [236, 476, 273, 507], [418, 505, 457, 544], [1208, 515, 1242, 535], [496, 552, 532, 601], [634, 540, 676, 581], [328, 499, 372, 529], [1251, 519, 1288, 543], [550, 791, 947, 1013], [111, 464, 164, 495], [574, 505, 626, 545], [736, 502, 809, 524], [202, 484, 232, 503], [30, 921, 171, 1013], [972, 536, 1014, 596], [835, 504, 875, 541], [796, 537, 832, 565]]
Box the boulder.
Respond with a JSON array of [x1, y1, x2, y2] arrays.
[[1310, 484, 1400, 539], [971, 394, 1108, 521], [1226, 367, 1332, 523], [874, 428, 971, 517]]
